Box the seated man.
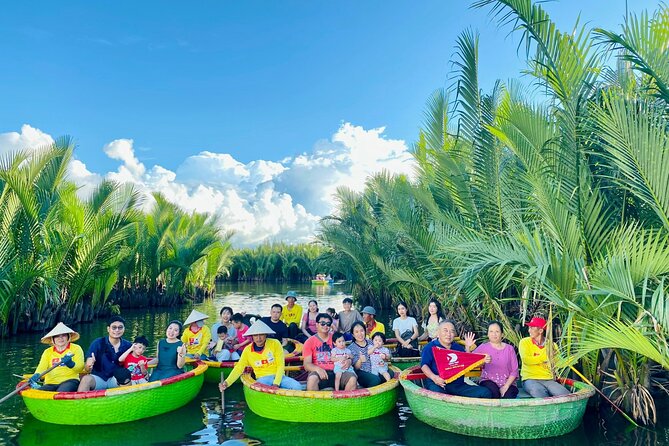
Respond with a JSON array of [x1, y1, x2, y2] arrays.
[[77, 316, 132, 391], [362, 306, 385, 338], [260, 304, 293, 353], [281, 291, 303, 339], [420, 320, 492, 398], [218, 320, 302, 391], [303, 313, 358, 391]]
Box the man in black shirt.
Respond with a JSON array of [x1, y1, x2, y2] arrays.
[[261, 304, 293, 353]]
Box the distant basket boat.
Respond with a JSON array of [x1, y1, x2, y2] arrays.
[[311, 279, 333, 286], [18, 363, 208, 425], [399, 366, 595, 439], [199, 338, 303, 383], [242, 365, 400, 422]]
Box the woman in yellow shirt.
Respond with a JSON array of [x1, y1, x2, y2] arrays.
[[33, 323, 85, 392], [181, 310, 212, 359], [219, 320, 302, 390], [519, 317, 570, 398]]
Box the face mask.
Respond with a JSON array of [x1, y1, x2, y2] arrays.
[[196, 320, 205, 328]]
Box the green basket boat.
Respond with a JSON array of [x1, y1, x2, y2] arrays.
[[241, 365, 400, 422], [400, 366, 595, 439], [200, 338, 303, 383], [18, 362, 207, 425]]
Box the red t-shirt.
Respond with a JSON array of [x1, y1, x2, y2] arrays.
[[303, 334, 334, 371], [123, 354, 149, 381]]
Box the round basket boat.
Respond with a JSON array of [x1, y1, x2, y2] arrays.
[[390, 356, 421, 370], [19, 362, 208, 425], [311, 279, 332, 286], [201, 338, 303, 383], [400, 366, 595, 439], [241, 365, 400, 422]]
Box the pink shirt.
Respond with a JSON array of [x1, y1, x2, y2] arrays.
[[474, 342, 519, 388], [235, 324, 249, 344], [303, 334, 334, 370], [302, 312, 318, 335]]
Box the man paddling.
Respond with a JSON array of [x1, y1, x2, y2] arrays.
[[219, 320, 302, 390]]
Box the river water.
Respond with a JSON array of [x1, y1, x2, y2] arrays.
[[1, 283, 667, 445]]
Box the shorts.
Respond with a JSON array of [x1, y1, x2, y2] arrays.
[[308, 370, 356, 390], [92, 374, 118, 390]]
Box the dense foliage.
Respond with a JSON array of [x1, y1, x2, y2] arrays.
[[0, 142, 232, 336], [225, 242, 329, 282], [318, 0, 669, 423]]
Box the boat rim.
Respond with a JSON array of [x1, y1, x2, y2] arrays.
[[400, 366, 595, 407], [241, 365, 400, 398], [19, 362, 208, 400]]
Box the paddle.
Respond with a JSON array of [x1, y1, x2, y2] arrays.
[[569, 365, 639, 428], [220, 373, 225, 413], [0, 353, 74, 404]]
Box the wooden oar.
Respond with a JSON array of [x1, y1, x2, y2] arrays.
[[0, 353, 74, 404], [569, 365, 639, 428]]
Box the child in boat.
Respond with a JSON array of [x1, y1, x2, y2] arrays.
[[112, 366, 132, 386], [331, 332, 355, 390], [231, 313, 251, 355], [209, 325, 240, 361], [326, 308, 339, 333], [119, 335, 150, 384], [368, 332, 392, 381]]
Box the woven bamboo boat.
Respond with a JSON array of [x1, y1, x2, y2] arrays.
[[400, 366, 595, 439], [242, 365, 400, 422], [311, 279, 332, 285], [18, 363, 207, 425], [201, 338, 303, 383]]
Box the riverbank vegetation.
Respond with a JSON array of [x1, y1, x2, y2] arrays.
[[225, 243, 328, 282], [318, 0, 669, 423], [0, 143, 232, 337]]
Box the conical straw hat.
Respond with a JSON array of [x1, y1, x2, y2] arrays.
[[244, 320, 276, 337], [184, 309, 210, 325], [41, 322, 80, 345]]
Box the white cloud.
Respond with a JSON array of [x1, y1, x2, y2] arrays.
[[0, 123, 415, 246], [0, 124, 55, 156]]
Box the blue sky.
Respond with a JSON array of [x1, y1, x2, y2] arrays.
[[0, 0, 661, 245]]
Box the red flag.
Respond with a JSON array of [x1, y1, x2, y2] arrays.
[[432, 347, 486, 383]]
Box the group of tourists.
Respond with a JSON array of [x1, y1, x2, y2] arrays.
[[31, 291, 571, 401], [31, 315, 189, 392]]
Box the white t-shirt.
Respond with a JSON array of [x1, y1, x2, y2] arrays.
[[392, 317, 418, 335]]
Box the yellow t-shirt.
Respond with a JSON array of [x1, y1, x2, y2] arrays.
[[367, 320, 385, 338], [281, 303, 303, 326], [518, 337, 557, 380], [224, 338, 285, 386], [181, 325, 211, 356], [35, 343, 85, 385]]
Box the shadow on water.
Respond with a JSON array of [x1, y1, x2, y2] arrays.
[[16, 399, 206, 446]]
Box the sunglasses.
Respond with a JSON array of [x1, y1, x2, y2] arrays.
[[318, 321, 332, 327], [110, 325, 125, 331]]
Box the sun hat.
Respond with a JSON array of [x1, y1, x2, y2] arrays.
[[41, 322, 80, 345], [361, 306, 376, 316], [526, 317, 547, 330], [244, 320, 276, 337], [184, 309, 210, 325], [285, 291, 298, 301]]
